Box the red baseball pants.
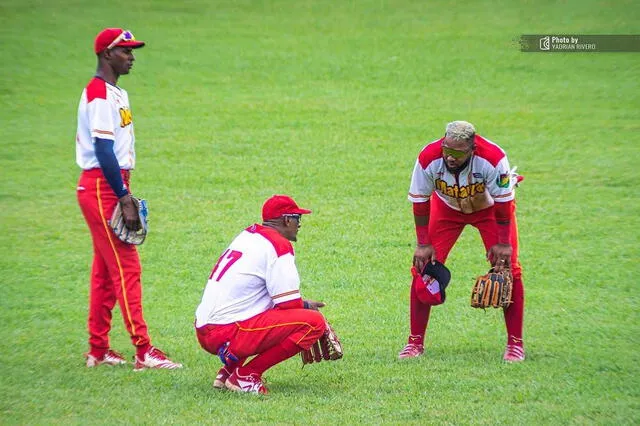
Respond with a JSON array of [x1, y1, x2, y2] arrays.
[[196, 308, 326, 359], [77, 169, 150, 357], [410, 194, 524, 346]]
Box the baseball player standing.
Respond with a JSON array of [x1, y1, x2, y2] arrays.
[[399, 121, 525, 362], [75, 28, 181, 370], [195, 195, 327, 395]]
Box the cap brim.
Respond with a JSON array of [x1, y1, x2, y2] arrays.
[[117, 41, 145, 49], [292, 208, 312, 215]]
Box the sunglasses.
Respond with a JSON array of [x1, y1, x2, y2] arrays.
[[283, 214, 302, 223], [107, 30, 136, 50], [441, 144, 472, 159]]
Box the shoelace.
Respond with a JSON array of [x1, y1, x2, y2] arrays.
[[106, 349, 125, 360], [148, 347, 168, 359], [400, 344, 422, 355], [506, 345, 524, 356]]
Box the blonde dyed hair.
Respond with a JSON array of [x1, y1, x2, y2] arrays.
[[445, 121, 476, 143]]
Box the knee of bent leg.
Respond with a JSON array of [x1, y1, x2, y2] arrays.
[[306, 311, 326, 339]]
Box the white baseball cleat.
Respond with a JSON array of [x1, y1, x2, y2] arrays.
[[503, 344, 525, 362], [225, 369, 268, 395], [86, 349, 127, 367], [133, 346, 183, 371], [398, 343, 424, 359], [213, 365, 231, 389]]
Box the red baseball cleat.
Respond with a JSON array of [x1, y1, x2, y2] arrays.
[[398, 343, 424, 359], [213, 365, 232, 389], [225, 369, 269, 395], [503, 344, 525, 362], [134, 346, 183, 371], [86, 349, 127, 367]]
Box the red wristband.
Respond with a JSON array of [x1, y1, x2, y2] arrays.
[[494, 200, 514, 244]]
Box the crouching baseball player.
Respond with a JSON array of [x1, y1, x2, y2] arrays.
[[195, 195, 334, 395]]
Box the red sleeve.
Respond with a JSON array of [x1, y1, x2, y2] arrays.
[[274, 298, 304, 310], [413, 201, 430, 216], [413, 200, 431, 245], [494, 200, 514, 244]]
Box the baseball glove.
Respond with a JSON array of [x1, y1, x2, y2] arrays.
[[471, 268, 513, 309], [109, 196, 148, 245], [301, 319, 343, 365]]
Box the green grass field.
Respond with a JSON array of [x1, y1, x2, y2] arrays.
[[1, 0, 639, 424]]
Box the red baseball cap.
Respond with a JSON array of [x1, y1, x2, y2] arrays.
[[94, 28, 145, 54], [411, 261, 451, 305], [262, 195, 312, 221]]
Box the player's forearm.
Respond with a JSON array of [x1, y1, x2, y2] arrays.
[[413, 201, 431, 245], [94, 138, 128, 198], [494, 200, 514, 244]]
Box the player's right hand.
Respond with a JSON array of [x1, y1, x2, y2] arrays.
[[118, 194, 142, 231], [413, 244, 436, 272], [304, 300, 326, 310]]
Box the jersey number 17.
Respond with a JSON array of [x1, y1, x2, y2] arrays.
[[208, 249, 243, 282]]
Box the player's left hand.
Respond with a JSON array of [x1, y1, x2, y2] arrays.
[[487, 243, 512, 271], [304, 300, 325, 310], [118, 194, 142, 231]]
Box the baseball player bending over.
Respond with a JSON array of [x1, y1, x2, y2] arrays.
[[400, 121, 526, 362], [195, 195, 326, 395]]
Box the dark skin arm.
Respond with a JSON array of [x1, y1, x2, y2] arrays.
[[412, 215, 436, 272], [304, 300, 326, 310], [487, 243, 512, 272]]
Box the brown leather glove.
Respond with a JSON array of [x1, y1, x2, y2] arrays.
[[471, 268, 513, 309]]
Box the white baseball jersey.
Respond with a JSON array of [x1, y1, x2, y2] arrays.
[[76, 77, 136, 170], [409, 135, 516, 214], [195, 224, 302, 327]]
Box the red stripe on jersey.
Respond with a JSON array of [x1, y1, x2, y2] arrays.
[[246, 224, 294, 257], [417, 138, 445, 169], [493, 192, 513, 199], [473, 135, 506, 167], [85, 77, 107, 103], [273, 289, 300, 300], [93, 129, 114, 136]]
